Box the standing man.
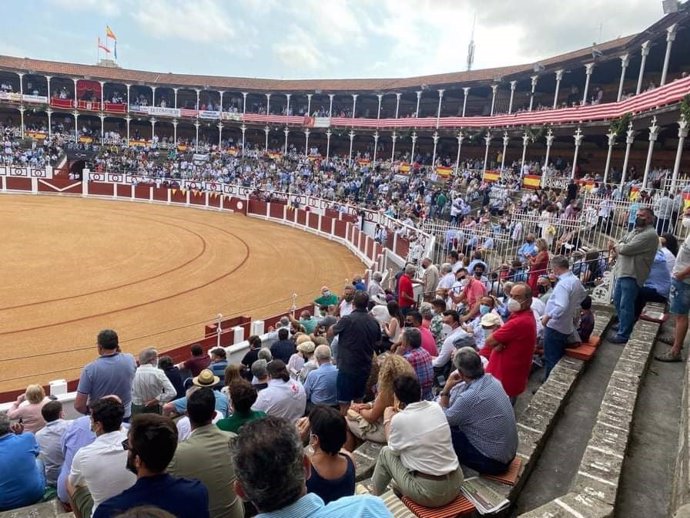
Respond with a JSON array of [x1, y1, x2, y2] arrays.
[[398, 264, 418, 315], [328, 291, 380, 414], [421, 257, 440, 302], [74, 329, 137, 420], [541, 256, 587, 379], [483, 283, 537, 403], [131, 347, 177, 416], [657, 208, 690, 362], [608, 207, 659, 344]]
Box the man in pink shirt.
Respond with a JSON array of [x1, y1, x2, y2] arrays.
[[405, 310, 438, 357], [398, 264, 417, 315]]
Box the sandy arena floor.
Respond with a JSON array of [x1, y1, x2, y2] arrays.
[[0, 195, 364, 393]]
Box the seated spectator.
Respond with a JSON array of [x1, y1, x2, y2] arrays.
[[396, 328, 434, 401], [271, 328, 295, 364], [174, 386, 224, 442], [297, 340, 319, 383], [304, 345, 338, 408], [517, 233, 537, 263], [217, 380, 266, 433], [578, 296, 595, 344], [68, 398, 136, 518], [432, 309, 472, 374], [372, 375, 463, 507], [257, 347, 273, 363], [289, 310, 319, 334], [168, 388, 243, 518], [209, 348, 229, 386], [231, 416, 391, 516], [289, 338, 316, 380], [428, 299, 447, 349], [252, 360, 306, 423], [131, 348, 177, 416], [304, 406, 356, 504], [250, 359, 270, 391], [158, 356, 185, 399], [220, 364, 243, 399], [404, 310, 437, 357], [439, 347, 517, 474], [7, 384, 49, 433], [0, 412, 45, 511], [57, 413, 96, 506], [163, 370, 229, 418], [240, 335, 263, 381], [94, 414, 208, 518], [345, 355, 415, 449], [35, 400, 69, 487], [177, 344, 210, 378], [634, 248, 671, 320]]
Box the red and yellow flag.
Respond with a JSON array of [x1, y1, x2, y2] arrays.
[[106, 26, 117, 40]]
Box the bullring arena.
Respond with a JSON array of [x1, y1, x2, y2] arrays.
[[0, 194, 364, 393]]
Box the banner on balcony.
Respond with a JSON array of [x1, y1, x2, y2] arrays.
[[436, 166, 453, 178], [146, 106, 181, 117], [0, 92, 22, 102], [199, 110, 220, 120], [303, 116, 330, 128], [222, 112, 242, 122], [522, 175, 541, 190], [22, 94, 48, 104], [483, 170, 499, 183]]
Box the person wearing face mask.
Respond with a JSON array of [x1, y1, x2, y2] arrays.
[[337, 285, 356, 317], [458, 265, 490, 323], [314, 286, 339, 307], [656, 209, 690, 362], [541, 256, 587, 379], [131, 348, 177, 416], [483, 283, 537, 403], [95, 414, 208, 518], [608, 206, 659, 344]]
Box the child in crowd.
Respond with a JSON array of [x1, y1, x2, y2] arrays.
[[577, 295, 595, 343]]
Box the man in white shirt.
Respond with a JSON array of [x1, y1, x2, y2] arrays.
[[372, 374, 463, 507], [252, 360, 306, 423], [131, 348, 177, 416], [338, 285, 355, 317], [433, 310, 473, 372], [68, 397, 136, 518]]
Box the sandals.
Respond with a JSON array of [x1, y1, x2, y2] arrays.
[[655, 351, 683, 362]]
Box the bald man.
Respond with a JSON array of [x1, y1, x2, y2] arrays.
[[483, 283, 537, 404]]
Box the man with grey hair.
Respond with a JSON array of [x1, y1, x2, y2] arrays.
[[542, 255, 586, 380], [438, 347, 517, 474], [421, 257, 440, 301], [0, 412, 45, 511], [251, 359, 270, 391], [367, 271, 386, 303], [398, 264, 418, 316], [436, 263, 455, 300], [232, 416, 392, 516], [131, 347, 177, 416], [304, 345, 338, 407]]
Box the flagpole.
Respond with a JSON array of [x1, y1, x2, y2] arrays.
[[96, 37, 100, 64]]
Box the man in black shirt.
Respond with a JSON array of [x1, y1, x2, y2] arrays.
[[270, 328, 295, 364], [328, 291, 381, 414]]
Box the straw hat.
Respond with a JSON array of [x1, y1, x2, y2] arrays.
[[192, 368, 220, 387]]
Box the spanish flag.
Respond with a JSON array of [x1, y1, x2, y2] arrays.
[[436, 166, 452, 178], [106, 26, 117, 40], [483, 171, 499, 183], [522, 175, 541, 190]]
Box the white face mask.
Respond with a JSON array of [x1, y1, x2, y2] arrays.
[[507, 298, 522, 313], [682, 218, 690, 229]]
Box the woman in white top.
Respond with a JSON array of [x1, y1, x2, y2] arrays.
[[384, 301, 404, 346]]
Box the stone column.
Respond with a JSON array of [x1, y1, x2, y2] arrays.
[[529, 75, 538, 111], [395, 93, 401, 119], [544, 128, 555, 170], [373, 131, 380, 163], [500, 131, 509, 171], [348, 129, 356, 165], [553, 69, 564, 109], [483, 131, 492, 173], [571, 127, 584, 179], [670, 117, 689, 192], [431, 131, 439, 166], [508, 81, 517, 114], [391, 131, 397, 161], [603, 129, 617, 184], [436, 89, 444, 127], [642, 116, 659, 189], [636, 41, 651, 95], [582, 63, 594, 105], [462, 87, 470, 117], [620, 122, 635, 187], [455, 131, 464, 172], [325, 129, 332, 161], [410, 131, 418, 161], [617, 55, 629, 102], [490, 84, 498, 116]]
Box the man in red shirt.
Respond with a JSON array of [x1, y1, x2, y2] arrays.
[[177, 344, 210, 377], [398, 264, 417, 316], [483, 283, 537, 404]]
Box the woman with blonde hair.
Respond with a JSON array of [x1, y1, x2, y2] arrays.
[[344, 354, 415, 450], [7, 384, 48, 433], [528, 238, 550, 295]]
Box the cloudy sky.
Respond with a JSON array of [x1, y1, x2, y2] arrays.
[[1, 0, 667, 80]]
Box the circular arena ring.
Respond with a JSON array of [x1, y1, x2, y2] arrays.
[[0, 194, 365, 393]]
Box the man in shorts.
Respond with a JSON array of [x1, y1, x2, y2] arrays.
[[328, 291, 380, 414], [656, 208, 690, 362]]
